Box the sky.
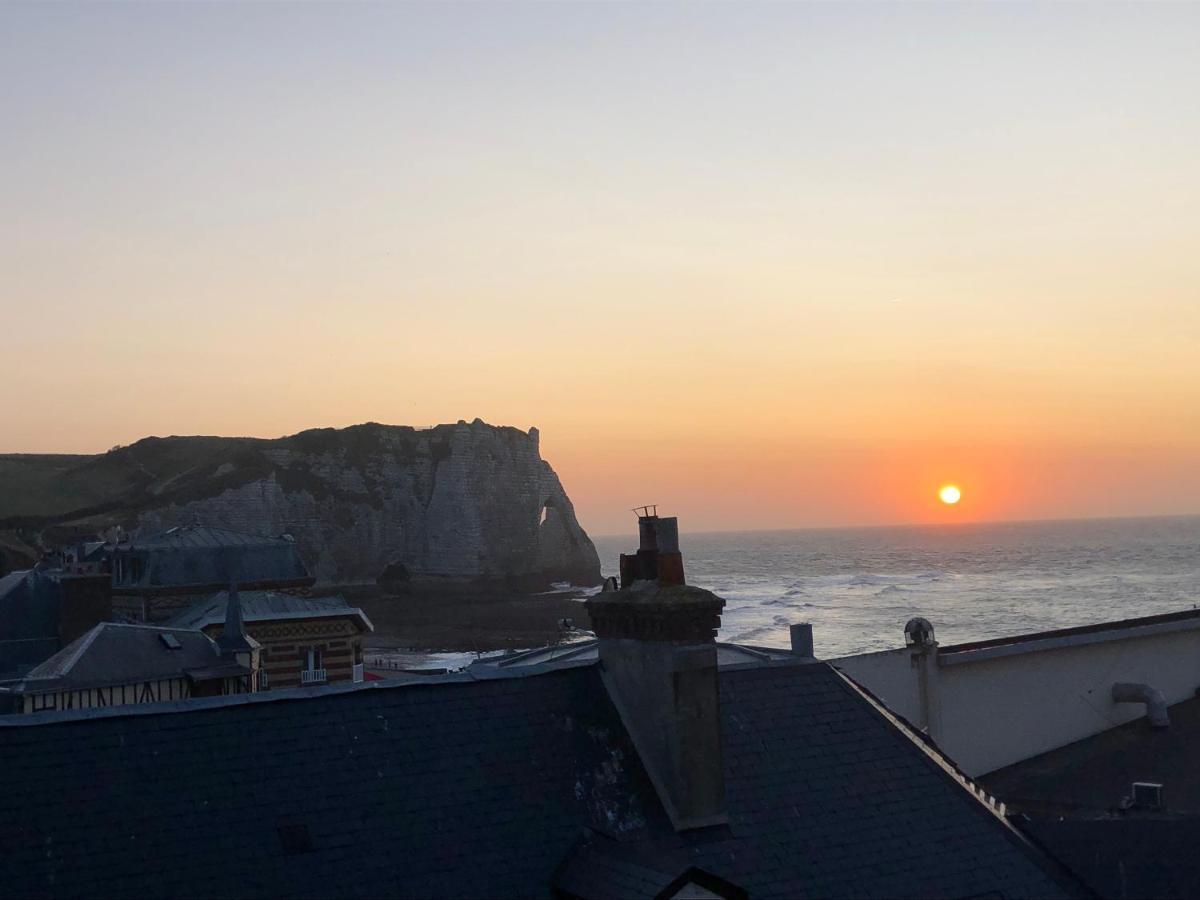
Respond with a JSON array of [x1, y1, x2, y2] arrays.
[[2, 3, 1198, 536]]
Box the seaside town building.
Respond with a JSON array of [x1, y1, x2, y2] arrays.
[[0, 588, 260, 715], [0, 566, 112, 680], [108, 524, 314, 622], [168, 589, 373, 687], [0, 515, 1080, 899], [832, 607, 1200, 777]]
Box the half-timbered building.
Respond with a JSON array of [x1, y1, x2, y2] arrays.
[[2, 589, 261, 714]]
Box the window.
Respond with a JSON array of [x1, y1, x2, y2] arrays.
[[301, 647, 326, 684]]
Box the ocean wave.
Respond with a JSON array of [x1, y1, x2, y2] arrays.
[[847, 571, 947, 587]]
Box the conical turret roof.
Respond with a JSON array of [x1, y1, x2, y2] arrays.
[[216, 582, 256, 655]]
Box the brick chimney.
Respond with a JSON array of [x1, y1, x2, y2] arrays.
[[619, 507, 685, 588], [587, 511, 726, 830]]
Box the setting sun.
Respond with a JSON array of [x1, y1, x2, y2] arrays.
[[939, 485, 962, 506]]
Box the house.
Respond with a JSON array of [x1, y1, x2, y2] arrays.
[[833, 607, 1200, 776], [108, 524, 314, 622], [0, 516, 1082, 899], [0, 588, 260, 715], [168, 589, 373, 688], [0, 567, 112, 680]]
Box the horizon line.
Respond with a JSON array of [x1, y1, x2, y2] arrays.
[[589, 510, 1200, 540]]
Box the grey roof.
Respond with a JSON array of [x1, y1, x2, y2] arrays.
[[0, 658, 1076, 899], [1021, 819, 1200, 900], [114, 525, 311, 590], [168, 590, 373, 633], [473, 638, 799, 671], [982, 694, 1200, 818], [15, 623, 225, 691], [554, 833, 747, 900], [131, 526, 301, 551], [0, 569, 61, 677]]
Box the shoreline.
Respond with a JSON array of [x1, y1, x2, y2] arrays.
[[356, 586, 594, 655]]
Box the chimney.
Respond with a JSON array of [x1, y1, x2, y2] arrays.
[[587, 511, 726, 831], [790, 622, 814, 657], [619, 506, 685, 588]]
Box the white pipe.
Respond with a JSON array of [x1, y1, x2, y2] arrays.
[[1112, 682, 1170, 728]]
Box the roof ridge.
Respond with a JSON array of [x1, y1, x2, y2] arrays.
[[99, 622, 205, 634], [43, 622, 106, 677], [0, 659, 594, 727], [831, 666, 1090, 894]]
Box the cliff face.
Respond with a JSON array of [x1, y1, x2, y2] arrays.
[[1, 422, 601, 589]]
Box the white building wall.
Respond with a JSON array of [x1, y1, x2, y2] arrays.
[[834, 622, 1200, 777]]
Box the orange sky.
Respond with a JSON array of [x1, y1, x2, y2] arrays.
[[2, 4, 1198, 535]]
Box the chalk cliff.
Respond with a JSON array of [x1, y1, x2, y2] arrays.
[[0, 421, 601, 588]]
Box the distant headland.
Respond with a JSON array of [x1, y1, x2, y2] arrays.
[[0, 421, 601, 590]]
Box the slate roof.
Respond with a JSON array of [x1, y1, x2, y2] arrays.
[[0, 569, 61, 677], [113, 525, 312, 591], [982, 695, 1200, 818], [979, 695, 1200, 898], [132, 526, 300, 551], [13, 623, 234, 691], [168, 590, 373, 633], [0, 658, 1077, 899], [1021, 819, 1200, 900], [473, 638, 796, 671]]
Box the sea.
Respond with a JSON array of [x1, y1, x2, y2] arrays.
[[592, 515, 1200, 659]]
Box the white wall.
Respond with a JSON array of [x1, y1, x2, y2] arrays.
[[833, 621, 1200, 777]]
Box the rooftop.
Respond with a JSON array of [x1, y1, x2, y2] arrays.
[[113, 525, 312, 590], [11, 622, 247, 692], [168, 590, 373, 633], [938, 606, 1200, 665], [471, 638, 799, 672], [126, 525, 302, 551], [0, 654, 1074, 899], [0, 569, 62, 677], [983, 694, 1200, 818]]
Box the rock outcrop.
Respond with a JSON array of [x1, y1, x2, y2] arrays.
[[0, 421, 601, 589]]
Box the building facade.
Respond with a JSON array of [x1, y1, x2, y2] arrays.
[[169, 590, 372, 689], [107, 525, 314, 622], [2, 590, 261, 715]]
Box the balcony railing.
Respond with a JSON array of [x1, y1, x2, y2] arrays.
[[352, 662, 364, 683], [258, 670, 269, 691], [301, 668, 327, 685]]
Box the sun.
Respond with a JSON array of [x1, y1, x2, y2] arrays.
[[938, 484, 962, 505]]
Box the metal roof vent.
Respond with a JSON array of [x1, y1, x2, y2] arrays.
[[159, 633, 182, 650], [1132, 782, 1163, 810], [904, 617, 935, 648]]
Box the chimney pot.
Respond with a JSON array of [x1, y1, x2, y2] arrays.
[[790, 623, 814, 657]]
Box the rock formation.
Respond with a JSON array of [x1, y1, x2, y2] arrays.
[[0, 421, 601, 589]]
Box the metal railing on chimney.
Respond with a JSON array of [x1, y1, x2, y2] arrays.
[[301, 668, 327, 685]]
